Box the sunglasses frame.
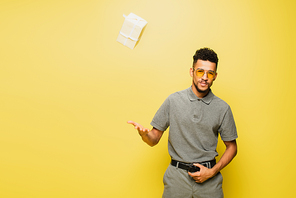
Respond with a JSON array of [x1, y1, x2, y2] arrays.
[[193, 68, 216, 79]]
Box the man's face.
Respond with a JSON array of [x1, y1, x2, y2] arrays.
[[190, 59, 217, 94]]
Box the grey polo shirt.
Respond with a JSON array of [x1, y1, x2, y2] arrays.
[[151, 87, 238, 163]]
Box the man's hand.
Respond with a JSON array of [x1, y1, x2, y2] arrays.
[[189, 140, 237, 183], [127, 121, 164, 147], [188, 163, 215, 183], [127, 121, 150, 136]]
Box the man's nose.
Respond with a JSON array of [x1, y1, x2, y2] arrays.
[[201, 72, 208, 80]]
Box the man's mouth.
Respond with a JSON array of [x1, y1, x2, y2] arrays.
[[199, 81, 208, 87]]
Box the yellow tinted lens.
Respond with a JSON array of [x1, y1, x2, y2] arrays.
[[207, 71, 215, 79], [196, 69, 204, 77]]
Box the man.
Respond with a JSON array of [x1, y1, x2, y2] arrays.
[[128, 47, 238, 198]]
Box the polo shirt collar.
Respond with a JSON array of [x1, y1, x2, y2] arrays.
[[187, 86, 214, 105]]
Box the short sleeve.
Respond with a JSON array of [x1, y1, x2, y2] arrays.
[[218, 106, 238, 141], [150, 97, 170, 132]]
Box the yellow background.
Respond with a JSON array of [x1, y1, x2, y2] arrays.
[[1, 0, 295, 197]]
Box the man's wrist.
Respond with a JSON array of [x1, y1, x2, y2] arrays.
[[210, 165, 221, 176]]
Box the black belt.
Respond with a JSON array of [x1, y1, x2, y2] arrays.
[[171, 159, 216, 173]]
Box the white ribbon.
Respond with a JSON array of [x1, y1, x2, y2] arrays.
[[119, 32, 138, 42]]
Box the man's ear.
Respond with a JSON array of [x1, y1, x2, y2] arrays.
[[190, 68, 194, 77]]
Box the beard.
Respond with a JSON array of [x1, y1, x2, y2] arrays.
[[193, 80, 209, 93]]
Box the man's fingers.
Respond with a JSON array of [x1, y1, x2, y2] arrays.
[[127, 121, 141, 129], [193, 163, 204, 168], [138, 127, 150, 133], [135, 126, 142, 130], [188, 171, 200, 177], [127, 121, 150, 133], [127, 120, 136, 125], [188, 172, 203, 183]]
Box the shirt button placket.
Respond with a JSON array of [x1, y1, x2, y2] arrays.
[[193, 99, 202, 122]]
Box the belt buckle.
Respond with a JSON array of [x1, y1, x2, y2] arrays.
[[188, 163, 200, 173]]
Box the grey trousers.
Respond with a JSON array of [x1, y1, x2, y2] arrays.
[[162, 164, 224, 198]]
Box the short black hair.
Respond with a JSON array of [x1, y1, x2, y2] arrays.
[[193, 47, 218, 69]]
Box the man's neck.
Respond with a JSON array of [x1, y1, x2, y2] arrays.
[[191, 85, 210, 98]]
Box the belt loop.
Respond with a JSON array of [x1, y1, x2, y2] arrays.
[[176, 161, 179, 169], [202, 162, 210, 168]]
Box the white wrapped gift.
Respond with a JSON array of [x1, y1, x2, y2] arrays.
[[117, 13, 147, 49]]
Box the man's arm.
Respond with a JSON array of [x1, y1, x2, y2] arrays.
[[211, 139, 237, 174], [127, 121, 164, 147], [188, 140, 237, 183]]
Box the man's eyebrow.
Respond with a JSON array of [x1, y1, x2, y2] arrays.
[[197, 68, 215, 73]]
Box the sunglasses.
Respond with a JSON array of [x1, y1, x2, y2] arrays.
[[193, 68, 216, 79]]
